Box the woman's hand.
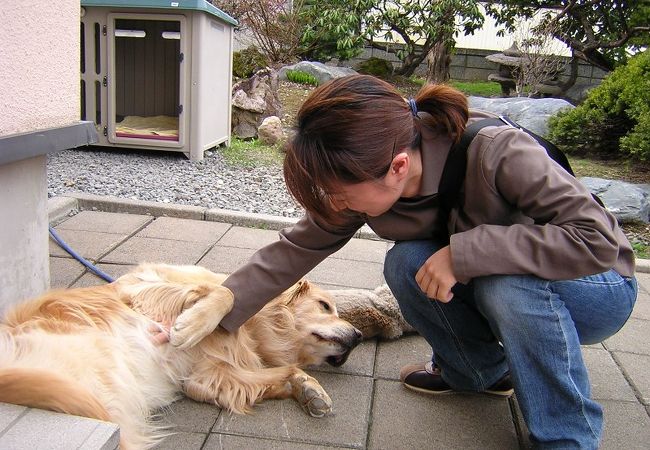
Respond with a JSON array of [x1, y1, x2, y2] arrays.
[[148, 320, 172, 345], [415, 245, 457, 303]]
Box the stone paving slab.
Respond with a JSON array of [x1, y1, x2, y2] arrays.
[[49, 256, 87, 289], [48, 228, 129, 261], [604, 318, 650, 356], [158, 398, 222, 433], [203, 434, 350, 449], [611, 352, 650, 404], [600, 400, 650, 449], [100, 237, 212, 265], [631, 284, 650, 321], [583, 347, 638, 402], [55, 210, 152, 234], [198, 246, 257, 274], [153, 432, 206, 450], [307, 258, 385, 290], [212, 372, 373, 449], [216, 226, 282, 249], [70, 263, 138, 287], [374, 334, 432, 380], [0, 405, 120, 450], [134, 217, 231, 243], [368, 379, 519, 449]]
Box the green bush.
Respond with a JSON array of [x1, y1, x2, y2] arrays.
[[355, 57, 394, 78], [232, 47, 269, 79], [285, 69, 319, 86], [548, 50, 650, 160]]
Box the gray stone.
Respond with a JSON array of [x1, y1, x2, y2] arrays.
[[611, 352, 650, 404], [375, 334, 432, 380], [55, 210, 152, 234], [204, 434, 344, 449], [580, 177, 650, 223], [156, 397, 222, 433], [100, 237, 212, 265], [257, 115, 284, 145], [135, 216, 231, 243], [48, 228, 129, 261], [152, 431, 206, 450], [604, 318, 650, 355], [600, 400, 650, 449], [369, 380, 519, 449], [49, 256, 86, 289], [212, 372, 373, 448], [0, 408, 119, 450], [468, 96, 574, 136], [582, 347, 637, 402], [278, 61, 357, 85], [306, 257, 384, 289], [231, 68, 282, 140]]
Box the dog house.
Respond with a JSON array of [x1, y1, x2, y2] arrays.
[[80, 0, 237, 160]]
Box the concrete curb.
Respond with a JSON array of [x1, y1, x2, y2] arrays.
[[48, 193, 650, 274]]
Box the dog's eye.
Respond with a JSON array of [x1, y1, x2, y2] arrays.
[[319, 300, 331, 311]]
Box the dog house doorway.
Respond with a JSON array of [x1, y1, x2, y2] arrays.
[[109, 14, 186, 148]]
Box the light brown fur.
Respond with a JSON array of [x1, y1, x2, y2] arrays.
[[0, 263, 361, 449]]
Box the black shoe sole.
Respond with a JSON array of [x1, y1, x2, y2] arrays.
[[403, 383, 514, 398]]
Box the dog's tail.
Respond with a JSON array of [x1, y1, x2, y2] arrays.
[[0, 367, 111, 421]]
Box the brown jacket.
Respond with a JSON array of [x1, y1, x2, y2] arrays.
[[220, 110, 635, 331]]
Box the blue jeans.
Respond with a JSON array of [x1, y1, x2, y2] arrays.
[[384, 239, 637, 449]]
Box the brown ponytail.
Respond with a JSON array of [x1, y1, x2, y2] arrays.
[[283, 74, 468, 225], [414, 83, 469, 143]]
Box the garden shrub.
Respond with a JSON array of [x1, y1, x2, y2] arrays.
[[286, 69, 319, 86], [355, 57, 394, 78], [548, 50, 650, 160], [232, 47, 269, 79]]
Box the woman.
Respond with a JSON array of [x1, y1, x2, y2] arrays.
[[218, 74, 637, 448]]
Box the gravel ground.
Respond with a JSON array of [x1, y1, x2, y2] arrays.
[[47, 146, 304, 218]]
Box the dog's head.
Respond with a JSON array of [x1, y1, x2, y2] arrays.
[[285, 280, 362, 367]]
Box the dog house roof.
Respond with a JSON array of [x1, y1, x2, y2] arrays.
[[80, 0, 238, 26]]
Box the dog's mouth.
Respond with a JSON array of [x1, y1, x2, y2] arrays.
[[312, 329, 362, 367], [326, 350, 352, 367]]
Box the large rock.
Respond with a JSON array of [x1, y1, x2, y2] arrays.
[[580, 177, 650, 223], [278, 61, 357, 85], [468, 96, 574, 136], [257, 116, 284, 145], [231, 68, 282, 139]]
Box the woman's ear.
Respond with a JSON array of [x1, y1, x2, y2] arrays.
[[390, 152, 410, 177]]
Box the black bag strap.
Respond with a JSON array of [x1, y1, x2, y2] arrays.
[[436, 115, 603, 241]]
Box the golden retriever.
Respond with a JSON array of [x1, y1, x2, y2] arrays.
[[0, 263, 362, 449]]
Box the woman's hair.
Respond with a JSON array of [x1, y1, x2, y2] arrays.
[[283, 74, 468, 225]]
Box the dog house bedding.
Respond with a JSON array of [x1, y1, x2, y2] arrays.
[[80, 0, 237, 160]]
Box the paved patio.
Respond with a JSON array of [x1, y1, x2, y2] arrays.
[[1, 193, 650, 449]]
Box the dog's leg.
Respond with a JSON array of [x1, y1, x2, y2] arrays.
[[168, 284, 234, 349], [262, 368, 332, 418]]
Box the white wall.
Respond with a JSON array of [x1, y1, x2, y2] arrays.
[[0, 1, 79, 310]]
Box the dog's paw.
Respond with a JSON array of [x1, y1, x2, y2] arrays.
[[169, 286, 233, 349], [296, 376, 332, 418], [169, 308, 216, 349]]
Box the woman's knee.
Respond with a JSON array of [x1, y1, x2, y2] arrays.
[[472, 274, 550, 327]]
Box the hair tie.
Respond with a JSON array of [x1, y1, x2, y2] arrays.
[[407, 98, 418, 117]]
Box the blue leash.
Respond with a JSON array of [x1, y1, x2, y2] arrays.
[[48, 226, 115, 283]]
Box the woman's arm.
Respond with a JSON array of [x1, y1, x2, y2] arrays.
[[220, 213, 363, 331]]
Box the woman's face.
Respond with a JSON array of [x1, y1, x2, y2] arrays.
[[327, 169, 409, 217]]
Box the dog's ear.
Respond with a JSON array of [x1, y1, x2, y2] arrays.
[[287, 279, 311, 304]]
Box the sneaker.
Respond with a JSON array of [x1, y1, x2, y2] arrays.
[[399, 361, 514, 397]]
